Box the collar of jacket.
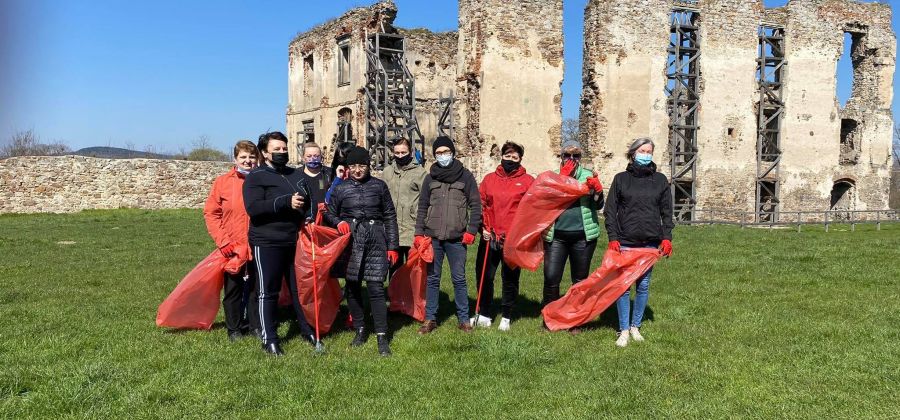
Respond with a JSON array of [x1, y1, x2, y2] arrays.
[[392, 160, 420, 173], [257, 163, 293, 175], [494, 165, 526, 178], [626, 161, 656, 178], [349, 174, 372, 185]]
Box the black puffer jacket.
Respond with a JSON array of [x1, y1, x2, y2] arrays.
[[324, 175, 399, 283], [604, 161, 674, 247]]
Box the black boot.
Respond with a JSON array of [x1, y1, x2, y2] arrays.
[[228, 330, 244, 342], [350, 327, 369, 347], [376, 334, 391, 357], [262, 342, 284, 356]]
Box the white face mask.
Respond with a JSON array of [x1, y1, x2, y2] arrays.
[[436, 154, 453, 167]]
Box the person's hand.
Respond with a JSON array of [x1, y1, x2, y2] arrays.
[[462, 232, 475, 245], [560, 159, 577, 177], [303, 222, 315, 236], [387, 250, 399, 265], [219, 243, 235, 257], [337, 221, 351, 235], [290, 193, 305, 210], [660, 240, 673, 257], [482, 228, 492, 241], [585, 176, 603, 192], [607, 240, 620, 253]]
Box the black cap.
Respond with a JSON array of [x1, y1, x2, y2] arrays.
[[345, 146, 370, 166], [432, 136, 456, 156]]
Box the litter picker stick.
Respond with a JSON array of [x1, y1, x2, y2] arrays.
[[473, 238, 491, 326], [310, 228, 323, 351]]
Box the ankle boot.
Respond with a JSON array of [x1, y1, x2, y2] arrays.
[[350, 327, 369, 347], [376, 334, 391, 357]]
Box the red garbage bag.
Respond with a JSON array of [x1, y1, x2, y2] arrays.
[[504, 171, 589, 271], [294, 222, 351, 336], [156, 250, 227, 330], [388, 239, 434, 321], [542, 248, 661, 331]]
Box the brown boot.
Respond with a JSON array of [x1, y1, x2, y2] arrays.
[[417, 320, 437, 335], [458, 322, 474, 333]]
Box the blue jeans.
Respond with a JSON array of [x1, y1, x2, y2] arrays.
[[425, 240, 469, 324], [616, 244, 657, 331]]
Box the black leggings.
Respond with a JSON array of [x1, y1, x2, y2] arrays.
[[542, 230, 597, 306], [345, 280, 388, 334], [253, 245, 314, 345], [474, 238, 521, 319]]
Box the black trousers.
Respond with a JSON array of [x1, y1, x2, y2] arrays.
[[542, 230, 597, 306], [474, 238, 521, 319], [253, 245, 314, 345], [222, 264, 259, 333], [345, 280, 388, 334]]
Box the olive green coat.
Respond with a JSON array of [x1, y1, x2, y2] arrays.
[[382, 160, 427, 247]]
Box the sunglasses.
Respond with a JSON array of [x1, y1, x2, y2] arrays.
[[563, 153, 582, 159]]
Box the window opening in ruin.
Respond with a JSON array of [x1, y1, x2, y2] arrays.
[[338, 38, 351, 87], [667, 9, 701, 222], [830, 179, 856, 220], [839, 118, 860, 165], [756, 25, 785, 223], [303, 55, 314, 97], [336, 108, 353, 143], [302, 119, 315, 144], [835, 32, 854, 108]]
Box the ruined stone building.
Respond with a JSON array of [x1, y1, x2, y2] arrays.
[[288, 0, 895, 221]]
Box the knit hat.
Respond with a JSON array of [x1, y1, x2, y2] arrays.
[[345, 146, 370, 166], [560, 138, 582, 154], [432, 136, 456, 156]]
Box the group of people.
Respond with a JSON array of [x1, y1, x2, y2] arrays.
[[202, 131, 674, 357]]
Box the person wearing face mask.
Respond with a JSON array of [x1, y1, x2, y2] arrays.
[[298, 142, 333, 221], [203, 140, 260, 341], [414, 136, 483, 334], [381, 137, 427, 273], [325, 141, 354, 206], [604, 137, 673, 347], [541, 139, 604, 334], [324, 146, 399, 356], [470, 142, 534, 331], [242, 131, 316, 356]]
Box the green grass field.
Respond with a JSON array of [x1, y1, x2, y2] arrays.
[[1, 209, 898, 418]]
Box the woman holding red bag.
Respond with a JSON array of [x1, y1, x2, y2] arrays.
[[604, 137, 674, 347]]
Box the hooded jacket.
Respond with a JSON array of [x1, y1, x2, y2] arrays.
[[382, 159, 427, 247], [415, 162, 482, 242], [242, 164, 310, 247], [479, 165, 534, 237], [604, 161, 674, 246], [203, 167, 251, 261]]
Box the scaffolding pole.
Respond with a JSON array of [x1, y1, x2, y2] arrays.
[[666, 9, 701, 222], [756, 26, 786, 223]]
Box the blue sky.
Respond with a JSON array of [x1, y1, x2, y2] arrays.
[[2, 0, 897, 153]]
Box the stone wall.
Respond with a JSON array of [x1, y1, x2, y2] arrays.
[[0, 156, 230, 214]]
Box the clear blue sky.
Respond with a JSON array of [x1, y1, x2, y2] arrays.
[[2, 0, 897, 153]]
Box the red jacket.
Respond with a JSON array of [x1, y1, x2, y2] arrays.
[[203, 168, 251, 262], [479, 165, 535, 237]]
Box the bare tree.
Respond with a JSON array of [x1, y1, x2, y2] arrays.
[[0, 129, 70, 158], [186, 134, 228, 161]]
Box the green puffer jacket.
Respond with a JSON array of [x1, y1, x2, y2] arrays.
[[382, 160, 427, 247], [543, 166, 602, 242]]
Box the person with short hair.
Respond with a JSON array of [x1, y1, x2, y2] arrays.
[[471, 141, 534, 331], [604, 137, 673, 347], [298, 142, 333, 221], [414, 136, 482, 334], [381, 138, 427, 273], [324, 146, 399, 356], [243, 131, 315, 356], [203, 140, 260, 341]]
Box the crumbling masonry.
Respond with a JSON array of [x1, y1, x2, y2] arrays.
[[288, 0, 895, 217]]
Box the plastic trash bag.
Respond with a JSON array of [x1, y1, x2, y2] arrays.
[[541, 248, 661, 331], [157, 250, 227, 330], [294, 220, 352, 336], [388, 238, 434, 321], [503, 171, 589, 271]]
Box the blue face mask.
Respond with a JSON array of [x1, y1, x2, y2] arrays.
[[236, 168, 251, 176], [635, 153, 653, 166], [436, 154, 453, 167], [305, 156, 322, 169]]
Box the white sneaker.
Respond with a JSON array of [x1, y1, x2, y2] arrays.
[[629, 327, 644, 342], [616, 330, 630, 347], [498, 317, 511, 331], [470, 314, 492, 327]]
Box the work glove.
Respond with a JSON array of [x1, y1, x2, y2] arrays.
[[337, 221, 351, 235], [585, 176, 603, 193], [462, 232, 476, 245], [560, 159, 577, 177], [607, 240, 620, 253], [219, 243, 236, 257], [387, 251, 399, 265], [660, 239, 673, 257]]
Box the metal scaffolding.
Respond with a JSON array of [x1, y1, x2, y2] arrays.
[[666, 9, 701, 222], [363, 32, 425, 169], [437, 93, 455, 139], [756, 26, 786, 223]]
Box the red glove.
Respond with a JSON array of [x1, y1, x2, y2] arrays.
[[462, 232, 475, 245], [337, 221, 351, 235], [219, 243, 235, 257], [607, 240, 620, 253], [387, 250, 399, 265], [586, 176, 603, 192], [560, 159, 577, 177], [660, 239, 673, 257]]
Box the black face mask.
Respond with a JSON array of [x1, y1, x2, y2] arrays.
[[270, 152, 289, 167], [501, 159, 520, 174], [394, 154, 413, 167]]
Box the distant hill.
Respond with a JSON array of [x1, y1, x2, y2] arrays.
[[73, 147, 174, 160]]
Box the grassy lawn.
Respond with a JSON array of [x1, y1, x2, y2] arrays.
[[0, 209, 898, 418]]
